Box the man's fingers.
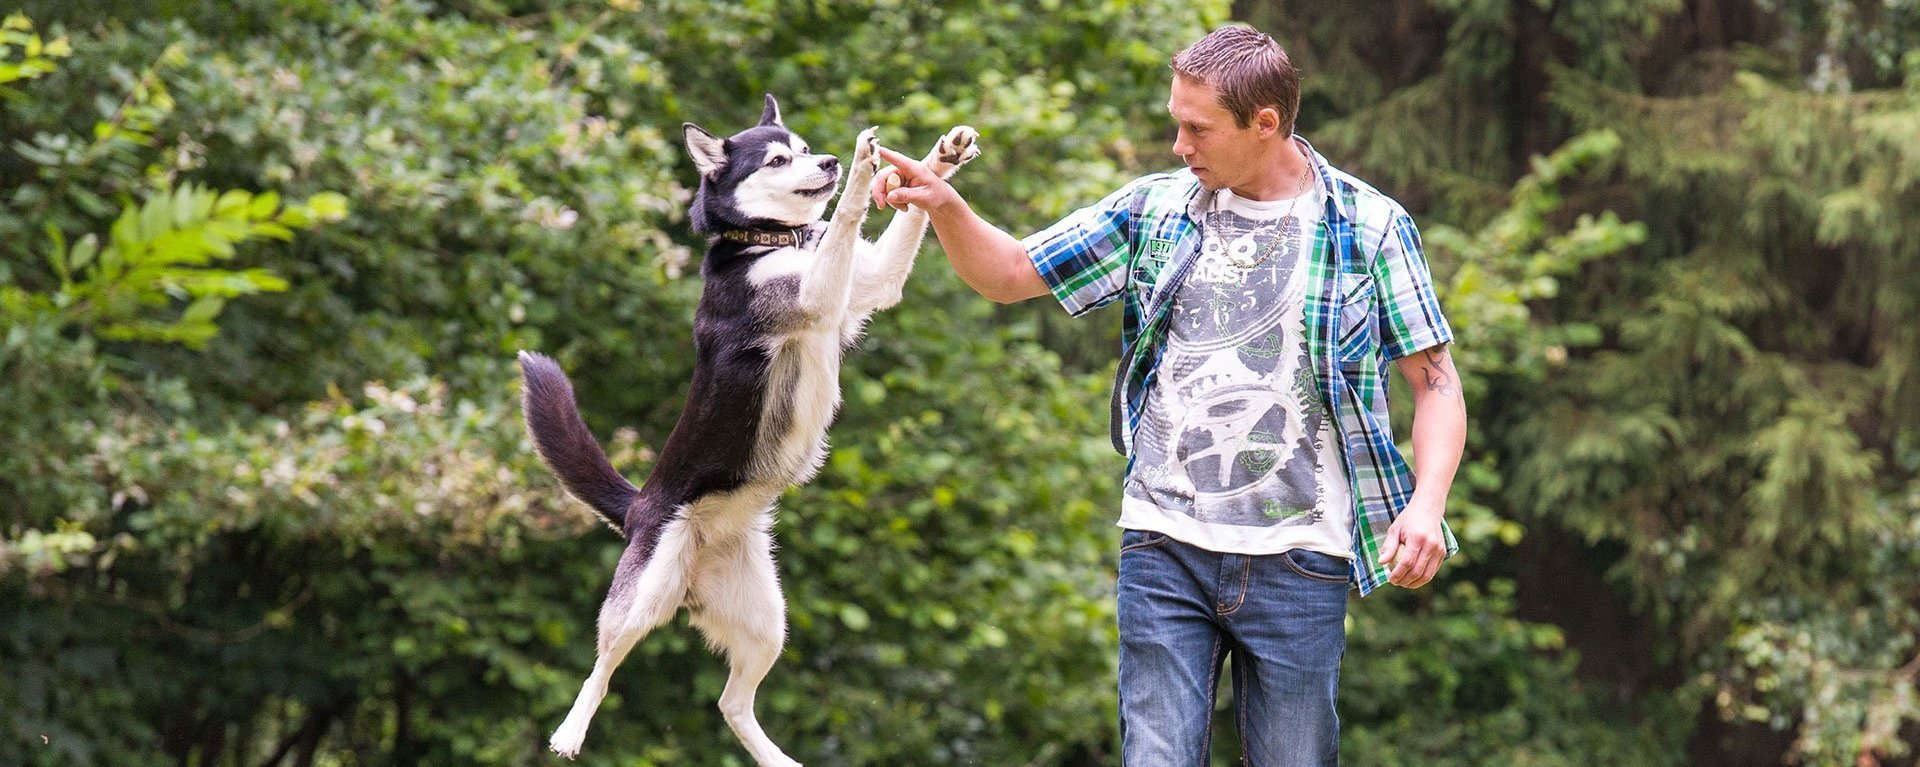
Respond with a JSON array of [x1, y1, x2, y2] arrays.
[[1392, 542, 1443, 588], [1390, 548, 1418, 585], [1418, 549, 1444, 585], [875, 146, 934, 181], [1377, 532, 1400, 567], [869, 167, 897, 209], [1389, 538, 1435, 587], [885, 186, 940, 212], [870, 146, 943, 211]]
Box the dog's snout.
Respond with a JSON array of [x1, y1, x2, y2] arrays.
[[818, 156, 839, 171]]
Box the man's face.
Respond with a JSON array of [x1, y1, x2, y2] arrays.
[[1167, 74, 1270, 192]]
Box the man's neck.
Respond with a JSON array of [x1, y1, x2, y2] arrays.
[[1228, 137, 1312, 202]]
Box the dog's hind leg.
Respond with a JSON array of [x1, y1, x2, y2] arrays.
[[550, 516, 696, 758], [690, 523, 801, 767]]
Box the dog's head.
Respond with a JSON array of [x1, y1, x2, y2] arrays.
[[683, 94, 841, 235]]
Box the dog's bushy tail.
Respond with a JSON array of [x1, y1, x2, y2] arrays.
[[518, 351, 638, 535]]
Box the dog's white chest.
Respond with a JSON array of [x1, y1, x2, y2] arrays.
[[756, 333, 841, 484], [746, 249, 847, 483]]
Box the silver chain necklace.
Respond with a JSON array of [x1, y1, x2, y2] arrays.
[[1210, 163, 1315, 270]]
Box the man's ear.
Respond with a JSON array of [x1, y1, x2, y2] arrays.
[[1255, 106, 1284, 137], [759, 93, 784, 127], [683, 123, 727, 178]]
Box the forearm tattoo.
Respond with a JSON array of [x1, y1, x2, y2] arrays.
[[1420, 347, 1458, 398]]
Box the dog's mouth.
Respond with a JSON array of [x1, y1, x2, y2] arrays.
[[797, 178, 839, 197]]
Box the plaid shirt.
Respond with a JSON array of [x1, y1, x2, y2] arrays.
[[1022, 137, 1458, 596]]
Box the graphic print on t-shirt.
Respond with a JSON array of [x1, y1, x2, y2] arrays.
[[1126, 195, 1341, 532]]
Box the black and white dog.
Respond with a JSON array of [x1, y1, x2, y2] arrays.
[[518, 95, 978, 765]]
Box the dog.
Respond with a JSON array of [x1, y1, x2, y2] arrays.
[[518, 94, 979, 765]]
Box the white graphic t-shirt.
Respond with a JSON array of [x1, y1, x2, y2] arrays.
[[1119, 183, 1354, 559]]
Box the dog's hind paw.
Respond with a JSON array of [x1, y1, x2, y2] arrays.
[[549, 728, 585, 759]]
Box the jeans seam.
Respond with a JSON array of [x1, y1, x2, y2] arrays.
[[1283, 550, 1350, 584], [1235, 656, 1251, 766], [1216, 556, 1252, 615], [1201, 631, 1222, 767]]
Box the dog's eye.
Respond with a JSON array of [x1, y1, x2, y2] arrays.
[[767, 156, 789, 168]]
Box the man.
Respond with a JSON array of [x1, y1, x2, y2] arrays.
[[873, 25, 1465, 767]]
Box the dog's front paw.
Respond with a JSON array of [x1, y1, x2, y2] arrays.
[[937, 125, 981, 167], [853, 127, 881, 172]]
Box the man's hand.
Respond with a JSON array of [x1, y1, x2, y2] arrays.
[[870, 146, 960, 214], [1378, 499, 1446, 589]]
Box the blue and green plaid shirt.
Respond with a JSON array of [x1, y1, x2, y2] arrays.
[[1022, 137, 1458, 596]]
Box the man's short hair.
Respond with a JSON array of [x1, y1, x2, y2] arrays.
[[1171, 25, 1301, 133]]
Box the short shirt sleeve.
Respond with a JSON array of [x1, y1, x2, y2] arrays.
[[1021, 178, 1153, 317], [1370, 208, 1454, 359]]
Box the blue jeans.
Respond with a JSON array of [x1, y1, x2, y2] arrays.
[[1117, 529, 1350, 767]]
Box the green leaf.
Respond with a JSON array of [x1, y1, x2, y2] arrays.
[[68, 234, 99, 273], [43, 222, 68, 283], [248, 190, 281, 219], [179, 295, 225, 325], [306, 191, 350, 221], [214, 189, 251, 215]]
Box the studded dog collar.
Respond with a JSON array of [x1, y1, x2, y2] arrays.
[[719, 227, 807, 248]]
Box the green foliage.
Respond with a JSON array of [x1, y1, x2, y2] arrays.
[[26, 184, 348, 347], [6, 1, 1918, 766], [1341, 581, 1687, 767], [1520, 8, 1920, 764], [0, 13, 71, 92]]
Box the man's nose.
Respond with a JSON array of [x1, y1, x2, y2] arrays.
[[818, 156, 839, 171]]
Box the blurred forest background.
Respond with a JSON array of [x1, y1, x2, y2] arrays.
[[3, 0, 1917, 765]]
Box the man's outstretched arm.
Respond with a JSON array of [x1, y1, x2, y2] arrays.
[[869, 145, 1049, 304]]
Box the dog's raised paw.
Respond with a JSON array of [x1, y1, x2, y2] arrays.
[[938, 125, 981, 166], [853, 127, 881, 171]]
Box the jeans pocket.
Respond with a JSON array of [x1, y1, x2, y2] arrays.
[[1282, 548, 1352, 584], [1120, 529, 1171, 554]]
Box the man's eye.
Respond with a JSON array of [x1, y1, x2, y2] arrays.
[[768, 156, 789, 167]]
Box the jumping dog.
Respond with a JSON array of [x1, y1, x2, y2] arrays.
[[520, 95, 979, 765]]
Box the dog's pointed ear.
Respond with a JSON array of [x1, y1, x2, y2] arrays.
[[683, 123, 727, 179], [759, 93, 783, 127]]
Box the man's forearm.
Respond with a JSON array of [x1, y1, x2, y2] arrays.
[[1399, 345, 1467, 512], [923, 201, 1048, 304], [1407, 393, 1465, 510]]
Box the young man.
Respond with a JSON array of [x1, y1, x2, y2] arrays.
[[873, 25, 1465, 766]]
